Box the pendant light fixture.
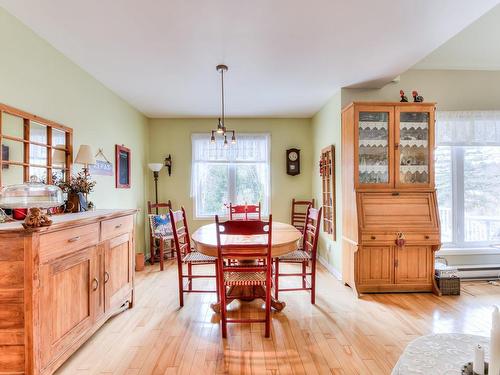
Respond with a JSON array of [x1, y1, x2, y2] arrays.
[[210, 64, 236, 146]]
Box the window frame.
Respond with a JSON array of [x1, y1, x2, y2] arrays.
[[0, 103, 73, 186], [191, 133, 271, 220]]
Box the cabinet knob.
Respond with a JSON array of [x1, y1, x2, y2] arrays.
[[370, 236, 376, 240], [68, 236, 80, 243], [92, 277, 99, 291], [104, 271, 110, 283], [425, 235, 430, 240], [115, 224, 122, 229]]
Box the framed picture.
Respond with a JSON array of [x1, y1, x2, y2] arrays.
[[115, 145, 131, 189]]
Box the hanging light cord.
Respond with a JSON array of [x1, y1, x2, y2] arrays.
[[221, 68, 225, 131]]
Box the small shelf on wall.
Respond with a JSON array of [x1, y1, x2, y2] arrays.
[[319, 145, 336, 240]]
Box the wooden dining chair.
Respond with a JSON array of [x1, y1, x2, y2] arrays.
[[215, 215, 273, 338], [148, 200, 174, 263], [291, 198, 315, 233], [229, 202, 261, 221], [275, 206, 322, 304], [170, 207, 219, 307]]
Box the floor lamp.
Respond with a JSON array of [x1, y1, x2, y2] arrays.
[[148, 163, 163, 214]]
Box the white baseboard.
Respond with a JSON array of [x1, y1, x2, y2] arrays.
[[318, 255, 342, 280]]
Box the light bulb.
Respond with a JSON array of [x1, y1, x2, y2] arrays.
[[210, 134, 216, 143], [216, 118, 224, 134], [231, 134, 236, 144], [223, 136, 228, 147]]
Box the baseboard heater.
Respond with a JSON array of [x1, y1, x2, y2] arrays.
[[456, 264, 500, 280]]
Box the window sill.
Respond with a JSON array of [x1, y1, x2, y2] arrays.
[[437, 247, 500, 256]]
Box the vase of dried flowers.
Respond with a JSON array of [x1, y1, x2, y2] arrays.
[[58, 171, 96, 213]]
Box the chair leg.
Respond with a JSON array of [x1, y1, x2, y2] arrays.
[[302, 261, 307, 289], [149, 235, 155, 265], [311, 258, 317, 305], [187, 263, 193, 291], [215, 263, 220, 303], [159, 240, 164, 271], [274, 259, 279, 300], [265, 276, 272, 338], [176, 259, 184, 308], [220, 283, 228, 338]]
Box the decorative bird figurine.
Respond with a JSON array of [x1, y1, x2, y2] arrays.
[[400, 90, 408, 102], [412, 90, 424, 102]]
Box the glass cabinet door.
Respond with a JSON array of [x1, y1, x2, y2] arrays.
[[396, 109, 433, 187], [356, 109, 393, 188]]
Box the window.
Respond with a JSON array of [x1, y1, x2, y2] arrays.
[[0, 103, 72, 187], [191, 133, 270, 218], [435, 111, 500, 247]]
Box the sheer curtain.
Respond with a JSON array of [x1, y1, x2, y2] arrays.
[[436, 111, 500, 146], [190, 133, 271, 217]]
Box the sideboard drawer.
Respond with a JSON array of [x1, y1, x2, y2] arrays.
[[101, 215, 133, 241], [39, 223, 99, 263], [362, 232, 440, 244]]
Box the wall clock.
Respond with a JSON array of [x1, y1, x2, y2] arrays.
[[286, 148, 300, 176]]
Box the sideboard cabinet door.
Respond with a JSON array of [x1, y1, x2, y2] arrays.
[[104, 232, 134, 312], [39, 246, 97, 369], [395, 245, 433, 285], [357, 246, 393, 286]]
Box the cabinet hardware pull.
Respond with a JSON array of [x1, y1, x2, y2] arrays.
[[425, 235, 430, 239], [104, 271, 110, 283], [68, 236, 80, 242], [370, 236, 376, 240], [92, 277, 99, 291], [392, 192, 400, 196], [115, 224, 122, 229]]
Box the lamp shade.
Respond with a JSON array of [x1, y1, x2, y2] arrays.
[[148, 163, 163, 172], [74, 145, 96, 166]]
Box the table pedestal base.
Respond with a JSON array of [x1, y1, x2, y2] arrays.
[[210, 285, 286, 313]]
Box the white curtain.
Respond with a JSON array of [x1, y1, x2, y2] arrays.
[[436, 111, 500, 146], [190, 133, 270, 197]]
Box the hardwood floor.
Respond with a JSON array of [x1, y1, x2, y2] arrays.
[[55, 261, 500, 375]]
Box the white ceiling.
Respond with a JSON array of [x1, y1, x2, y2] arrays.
[[1, 0, 499, 118], [414, 4, 500, 71]]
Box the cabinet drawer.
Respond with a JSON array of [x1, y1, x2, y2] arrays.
[[362, 232, 440, 244], [101, 215, 133, 241], [39, 223, 99, 263]]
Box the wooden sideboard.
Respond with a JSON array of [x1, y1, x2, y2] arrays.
[[0, 209, 136, 375], [341, 102, 441, 296]]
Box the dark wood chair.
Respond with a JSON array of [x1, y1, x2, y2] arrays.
[[275, 206, 322, 304], [291, 198, 315, 233], [229, 202, 261, 221], [147, 200, 174, 263], [215, 215, 273, 338], [170, 207, 219, 307]]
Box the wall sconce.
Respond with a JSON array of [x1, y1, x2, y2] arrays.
[[164, 154, 172, 176]]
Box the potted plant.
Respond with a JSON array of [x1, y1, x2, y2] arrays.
[[58, 171, 96, 213]]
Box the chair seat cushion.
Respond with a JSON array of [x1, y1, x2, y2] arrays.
[[224, 271, 267, 286], [182, 251, 216, 263], [278, 250, 311, 261]]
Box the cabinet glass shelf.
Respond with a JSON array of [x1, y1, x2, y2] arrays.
[[358, 112, 389, 184], [399, 112, 430, 184]]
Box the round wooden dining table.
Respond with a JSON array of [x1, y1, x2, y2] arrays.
[[191, 221, 302, 312]]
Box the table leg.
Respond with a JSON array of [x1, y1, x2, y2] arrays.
[[210, 285, 286, 313]]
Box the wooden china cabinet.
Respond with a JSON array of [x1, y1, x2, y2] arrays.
[[341, 102, 441, 296]]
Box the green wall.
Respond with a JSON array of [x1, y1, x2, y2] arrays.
[[311, 92, 342, 275], [147, 118, 313, 237], [0, 8, 149, 252]]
